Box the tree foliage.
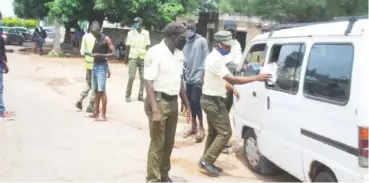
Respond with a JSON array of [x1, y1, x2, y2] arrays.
[[13, 0, 51, 19], [45, 0, 82, 24], [217, 0, 368, 23], [94, 0, 185, 28]]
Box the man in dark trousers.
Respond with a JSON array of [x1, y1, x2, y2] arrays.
[[182, 19, 209, 142], [199, 31, 270, 177], [88, 21, 115, 121], [144, 22, 192, 182], [39, 27, 47, 43], [0, 11, 13, 120]]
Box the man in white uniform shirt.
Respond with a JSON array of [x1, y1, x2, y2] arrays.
[[199, 31, 270, 177], [143, 22, 192, 182]]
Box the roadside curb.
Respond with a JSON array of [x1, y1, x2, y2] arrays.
[[5, 48, 14, 53]]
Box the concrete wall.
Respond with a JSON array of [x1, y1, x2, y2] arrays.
[[218, 20, 262, 48], [102, 28, 163, 46], [176, 14, 267, 49]]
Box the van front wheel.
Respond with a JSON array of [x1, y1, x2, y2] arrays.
[[313, 171, 337, 182], [243, 129, 262, 173]]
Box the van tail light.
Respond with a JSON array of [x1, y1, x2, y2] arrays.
[[358, 126, 368, 168]]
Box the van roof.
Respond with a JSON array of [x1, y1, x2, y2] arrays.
[[253, 19, 368, 41]]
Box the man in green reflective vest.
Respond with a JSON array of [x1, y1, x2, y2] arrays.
[[75, 26, 96, 113], [124, 17, 151, 102]]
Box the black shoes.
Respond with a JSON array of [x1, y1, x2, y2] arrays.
[[199, 158, 221, 177], [161, 177, 172, 182], [75, 102, 82, 110], [125, 96, 143, 102], [125, 97, 131, 103], [213, 164, 223, 172]]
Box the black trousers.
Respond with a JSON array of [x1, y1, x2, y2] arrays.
[[186, 83, 203, 127]]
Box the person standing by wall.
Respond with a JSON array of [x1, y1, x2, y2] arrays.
[[74, 27, 82, 50], [125, 17, 151, 102], [182, 19, 209, 142], [0, 11, 13, 120], [199, 31, 270, 177], [32, 28, 44, 55], [144, 22, 192, 182], [75, 24, 96, 113], [39, 27, 47, 43]]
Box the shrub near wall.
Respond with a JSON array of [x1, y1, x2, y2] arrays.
[[3, 17, 38, 28]]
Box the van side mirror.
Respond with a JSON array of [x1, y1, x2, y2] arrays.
[[257, 55, 260, 63]]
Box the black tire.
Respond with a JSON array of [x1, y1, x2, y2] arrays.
[[314, 171, 337, 182], [243, 129, 263, 173], [19, 40, 23, 45]]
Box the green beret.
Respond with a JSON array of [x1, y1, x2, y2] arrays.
[[214, 31, 233, 46]]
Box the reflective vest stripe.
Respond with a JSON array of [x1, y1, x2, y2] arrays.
[[84, 33, 95, 70], [128, 31, 147, 59]]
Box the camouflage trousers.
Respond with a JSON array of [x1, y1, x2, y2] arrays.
[[78, 69, 95, 106], [201, 95, 232, 163], [144, 93, 178, 182], [126, 58, 144, 98]]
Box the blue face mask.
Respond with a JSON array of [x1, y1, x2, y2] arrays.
[[217, 46, 230, 56], [191, 28, 196, 33], [132, 22, 140, 29]]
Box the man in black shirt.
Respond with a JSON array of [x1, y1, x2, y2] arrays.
[[0, 11, 13, 120], [88, 21, 115, 121]]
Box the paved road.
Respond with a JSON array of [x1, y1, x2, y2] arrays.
[[0, 47, 299, 182]]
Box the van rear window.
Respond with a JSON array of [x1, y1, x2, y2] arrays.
[[303, 44, 354, 105]]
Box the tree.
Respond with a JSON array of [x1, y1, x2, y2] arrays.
[[199, 0, 218, 12], [13, 0, 52, 19], [94, 0, 185, 29], [229, 0, 368, 23], [46, 0, 82, 53]]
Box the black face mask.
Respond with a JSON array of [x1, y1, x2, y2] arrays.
[[173, 35, 186, 50]]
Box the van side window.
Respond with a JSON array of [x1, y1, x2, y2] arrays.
[[304, 44, 353, 105], [267, 44, 305, 94], [239, 43, 266, 77]]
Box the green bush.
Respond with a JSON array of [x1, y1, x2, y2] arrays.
[[3, 17, 38, 28], [23, 19, 38, 28]]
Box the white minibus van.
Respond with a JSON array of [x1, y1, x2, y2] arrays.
[[233, 18, 368, 182]]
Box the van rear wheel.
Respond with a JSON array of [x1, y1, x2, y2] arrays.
[[313, 171, 337, 182], [243, 129, 262, 173]]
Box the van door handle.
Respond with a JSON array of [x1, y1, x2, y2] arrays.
[[252, 91, 257, 97], [267, 96, 270, 110]]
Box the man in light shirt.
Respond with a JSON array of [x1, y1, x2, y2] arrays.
[[143, 22, 192, 182], [75, 24, 96, 113], [199, 31, 270, 177], [125, 17, 151, 102]]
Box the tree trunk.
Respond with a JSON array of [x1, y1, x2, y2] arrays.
[[53, 17, 61, 53], [64, 24, 71, 44]]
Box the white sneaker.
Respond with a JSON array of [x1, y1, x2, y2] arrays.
[[0, 111, 14, 120]]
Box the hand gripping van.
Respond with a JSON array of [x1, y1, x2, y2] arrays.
[[233, 18, 368, 182]]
